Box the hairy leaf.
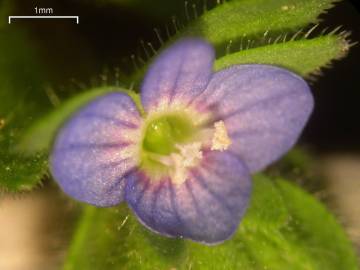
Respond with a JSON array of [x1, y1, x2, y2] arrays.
[[276, 180, 358, 269], [214, 34, 349, 76], [181, 0, 339, 54]]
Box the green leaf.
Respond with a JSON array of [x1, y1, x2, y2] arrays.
[[0, 152, 48, 192], [0, 28, 51, 192], [214, 34, 349, 76], [182, 0, 339, 54], [17, 87, 141, 154], [277, 180, 358, 269], [63, 176, 358, 270]]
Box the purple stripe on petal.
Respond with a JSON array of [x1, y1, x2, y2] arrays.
[[56, 142, 132, 152], [125, 151, 251, 244], [81, 113, 139, 129], [51, 92, 142, 207], [125, 173, 185, 237], [141, 39, 215, 112], [197, 65, 314, 172]]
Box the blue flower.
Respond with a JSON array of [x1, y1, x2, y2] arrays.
[[51, 39, 313, 244]]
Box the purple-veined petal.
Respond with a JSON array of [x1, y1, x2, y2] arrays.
[[141, 39, 215, 113], [51, 92, 142, 207], [125, 151, 251, 244], [193, 65, 314, 172]]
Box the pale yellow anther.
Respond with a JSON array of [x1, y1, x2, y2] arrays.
[[211, 121, 232, 151], [145, 142, 203, 184], [176, 142, 203, 167]]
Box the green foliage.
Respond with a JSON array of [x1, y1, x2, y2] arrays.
[[277, 180, 358, 269], [0, 152, 48, 192], [214, 34, 349, 76], [63, 176, 359, 270], [181, 0, 339, 54], [0, 28, 51, 192]]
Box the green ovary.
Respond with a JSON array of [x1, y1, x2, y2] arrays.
[[141, 113, 198, 177]]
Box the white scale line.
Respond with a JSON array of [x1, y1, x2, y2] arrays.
[[8, 16, 79, 24]]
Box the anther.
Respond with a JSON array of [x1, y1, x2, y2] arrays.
[[211, 121, 231, 151]]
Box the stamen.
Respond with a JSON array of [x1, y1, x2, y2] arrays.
[[175, 142, 203, 167], [147, 142, 203, 185], [211, 121, 232, 151], [172, 142, 203, 184]]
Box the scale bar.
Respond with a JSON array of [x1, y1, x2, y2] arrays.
[[9, 16, 79, 24]]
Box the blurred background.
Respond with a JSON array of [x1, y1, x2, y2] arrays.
[[0, 0, 359, 269]]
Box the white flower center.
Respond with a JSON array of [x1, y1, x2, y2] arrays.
[[141, 115, 232, 184], [163, 121, 231, 185]]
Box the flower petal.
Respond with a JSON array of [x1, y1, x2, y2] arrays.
[[51, 92, 142, 207], [141, 39, 215, 113], [194, 65, 314, 172], [125, 151, 251, 244]]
